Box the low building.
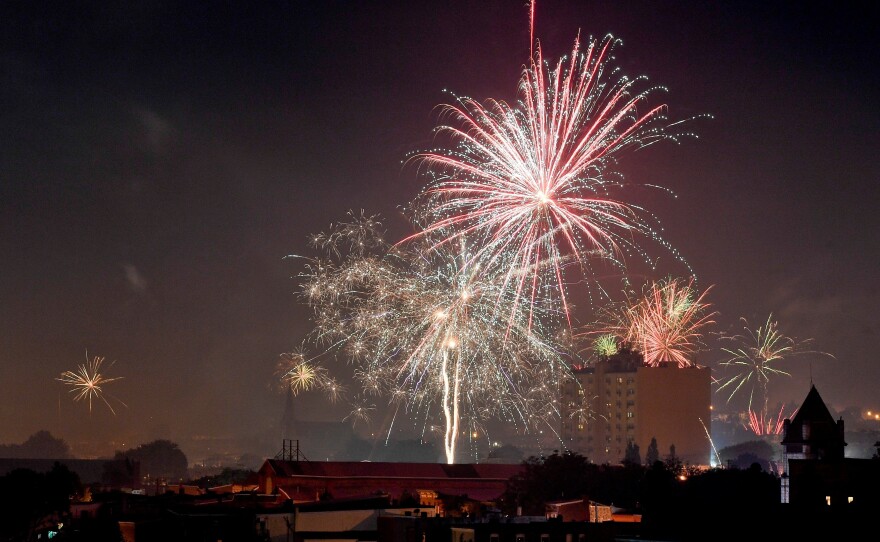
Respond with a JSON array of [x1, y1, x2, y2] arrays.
[[377, 515, 638, 542], [258, 459, 524, 509]]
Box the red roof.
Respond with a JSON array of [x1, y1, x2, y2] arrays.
[[262, 460, 523, 481]]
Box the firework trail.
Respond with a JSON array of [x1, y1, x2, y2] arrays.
[[699, 416, 722, 467], [57, 350, 126, 415], [291, 212, 574, 463], [715, 314, 833, 434], [589, 277, 716, 367], [401, 32, 706, 328]]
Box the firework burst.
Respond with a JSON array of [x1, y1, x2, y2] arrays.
[[715, 314, 833, 434], [57, 351, 126, 414], [275, 351, 330, 396], [291, 212, 574, 463], [589, 277, 716, 367], [401, 32, 706, 326]]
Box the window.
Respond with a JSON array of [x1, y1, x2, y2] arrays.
[[617, 377, 623, 384], [627, 411, 634, 418]]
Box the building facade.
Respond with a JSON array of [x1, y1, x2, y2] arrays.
[[780, 384, 880, 508], [560, 350, 711, 466]]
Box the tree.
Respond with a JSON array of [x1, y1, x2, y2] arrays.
[[0, 464, 80, 541], [117, 440, 187, 480], [623, 440, 641, 466], [45, 461, 82, 512], [0, 468, 46, 541], [102, 457, 138, 487], [664, 444, 683, 476], [644, 437, 660, 466], [0, 430, 73, 459], [499, 451, 593, 515], [718, 439, 775, 469]]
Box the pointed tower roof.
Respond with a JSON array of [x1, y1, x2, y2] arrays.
[[786, 385, 835, 430], [781, 384, 846, 459]]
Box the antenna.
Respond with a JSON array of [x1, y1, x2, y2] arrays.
[[275, 439, 308, 462]]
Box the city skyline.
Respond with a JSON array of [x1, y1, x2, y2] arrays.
[[2, 1, 878, 460]]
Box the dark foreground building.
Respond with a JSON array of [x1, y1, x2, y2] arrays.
[[781, 384, 880, 508]]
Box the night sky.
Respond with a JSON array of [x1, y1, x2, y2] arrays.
[[2, 1, 878, 460]]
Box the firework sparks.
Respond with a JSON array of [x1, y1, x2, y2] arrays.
[[343, 397, 376, 427], [401, 32, 706, 326], [57, 351, 126, 414], [292, 213, 573, 463], [590, 277, 716, 367], [746, 404, 789, 436], [715, 314, 833, 434], [592, 333, 619, 358], [276, 351, 329, 396]]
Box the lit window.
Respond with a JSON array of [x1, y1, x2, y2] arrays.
[[848, 496, 854, 504], [826, 496, 831, 506]]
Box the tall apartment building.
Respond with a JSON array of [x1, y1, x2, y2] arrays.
[[560, 350, 712, 466]]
